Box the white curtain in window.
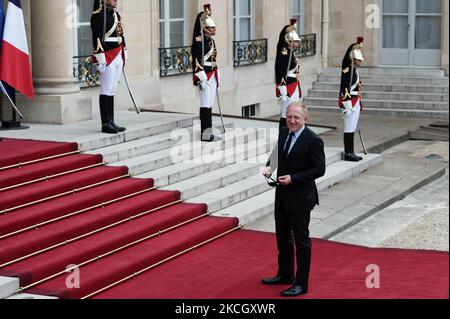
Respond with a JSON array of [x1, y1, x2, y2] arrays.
[[234, 0, 252, 41], [159, 0, 187, 48]]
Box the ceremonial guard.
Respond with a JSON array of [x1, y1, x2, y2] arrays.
[[275, 19, 302, 129], [339, 37, 364, 162], [191, 4, 219, 142], [91, 0, 127, 134]]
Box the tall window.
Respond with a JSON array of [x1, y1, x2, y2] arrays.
[[159, 0, 189, 48], [73, 0, 94, 57], [234, 0, 253, 41], [291, 0, 304, 35]]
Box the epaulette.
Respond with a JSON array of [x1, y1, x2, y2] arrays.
[[342, 67, 349, 74], [195, 36, 202, 42], [92, 8, 102, 15], [281, 47, 288, 56]]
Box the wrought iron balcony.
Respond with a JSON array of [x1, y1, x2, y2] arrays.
[[73, 55, 100, 87], [296, 34, 316, 58], [233, 39, 268, 67], [159, 46, 193, 77]]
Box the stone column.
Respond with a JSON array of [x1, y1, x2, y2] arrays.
[[17, 0, 91, 124], [321, 0, 329, 68]]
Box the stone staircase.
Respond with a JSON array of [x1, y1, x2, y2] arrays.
[[1, 112, 383, 299], [304, 67, 449, 119], [81, 115, 382, 226]]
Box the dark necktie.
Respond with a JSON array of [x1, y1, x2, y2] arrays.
[[284, 132, 295, 158]]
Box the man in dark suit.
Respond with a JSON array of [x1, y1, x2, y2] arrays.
[[261, 103, 326, 297]]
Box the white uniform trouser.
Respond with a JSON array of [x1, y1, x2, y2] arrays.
[[100, 51, 124, 96], [279, 86, 300, 119], [343, 100, 361, 133], [199, 73, 217, 109]]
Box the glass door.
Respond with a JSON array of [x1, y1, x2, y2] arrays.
[[380, 0, 442, 67]]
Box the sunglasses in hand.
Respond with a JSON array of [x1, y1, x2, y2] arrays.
[[265, 176, 280, 187]]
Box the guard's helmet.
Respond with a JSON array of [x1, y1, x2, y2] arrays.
[[285, 19, 301, 46], [202, 4, 216, 28], [350, 37, 364, 61]]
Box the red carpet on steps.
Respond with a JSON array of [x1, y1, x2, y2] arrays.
[[0, 138, 448, 300], [0, 138, 78, 168]]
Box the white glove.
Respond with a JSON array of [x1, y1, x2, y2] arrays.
[[195, 70, 208, 83], [278, 85, 288, 103], [343, 100, 353, 115], [94, 53, 107, 74], [199, 81, 208, 93]]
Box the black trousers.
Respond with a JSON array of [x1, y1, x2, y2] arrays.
[[274, 197, 312, 287]]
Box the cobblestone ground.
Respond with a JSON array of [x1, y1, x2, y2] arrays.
[[380, 207, 449, 251], [381, 141, 449, 252]]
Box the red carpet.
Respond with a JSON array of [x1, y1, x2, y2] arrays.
[[0, 138, 78, 168], [0, 138, 448, 300], [93, 230, 449, 299]]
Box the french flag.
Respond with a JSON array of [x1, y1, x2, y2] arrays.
[[0, 0, 34, 99]]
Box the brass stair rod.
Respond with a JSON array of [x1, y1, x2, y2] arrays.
[[17, 207, 207, 294], [81, 224, 243, 299], [0, 150, 82, 172], [3, 197, 181, 271], [1, 174, 132, 215], [0, 186, 159, 241], [0, 162, 107, 193]]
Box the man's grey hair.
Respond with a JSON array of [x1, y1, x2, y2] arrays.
[[287, 103, 309, 121]]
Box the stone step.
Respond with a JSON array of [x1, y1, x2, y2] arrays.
[[304, 97, 450, 111], [310, 156, 447, 240], [139, 136, 275, 187], [320, 67, 446, 77], [313, 82, 449, 94], [307, 105, 449, 120], [307, 89, 449, 102], [187, 174, 273, 213], [214, 153, 382, 225], [318, 74, 449, 86], [0, 276, 19, 299], [111, 128, 273, 176], [76, 113, 199, 152], [86, 121, 234, 164], [162, 148, 344, 200]]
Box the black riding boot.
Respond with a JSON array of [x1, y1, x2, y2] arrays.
[[200, 108, 214, 142], [344, 133, 360, 162], [108, 96, 126, 132], [100, 95, 118, 134], [350, 133, 363, 161]]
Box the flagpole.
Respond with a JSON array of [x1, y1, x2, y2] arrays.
[[0, 81, 23, 118]]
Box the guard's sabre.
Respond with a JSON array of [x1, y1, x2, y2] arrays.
[[358, 129, 368, 155], [0, 82, 24, 119], [122, 70, 141, 114], [215, 88, 226, 134]]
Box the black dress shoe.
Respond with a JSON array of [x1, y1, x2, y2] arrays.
[[111, 121, 126, 132], [344, 153, 361, 162], [352, 153, 363, 161], [102, 123, 119, 134], [262, 275, 293, 285], [281, 285, 308, 297]]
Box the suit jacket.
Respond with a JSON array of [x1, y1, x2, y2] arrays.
[[275, 126, 326, 213]]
